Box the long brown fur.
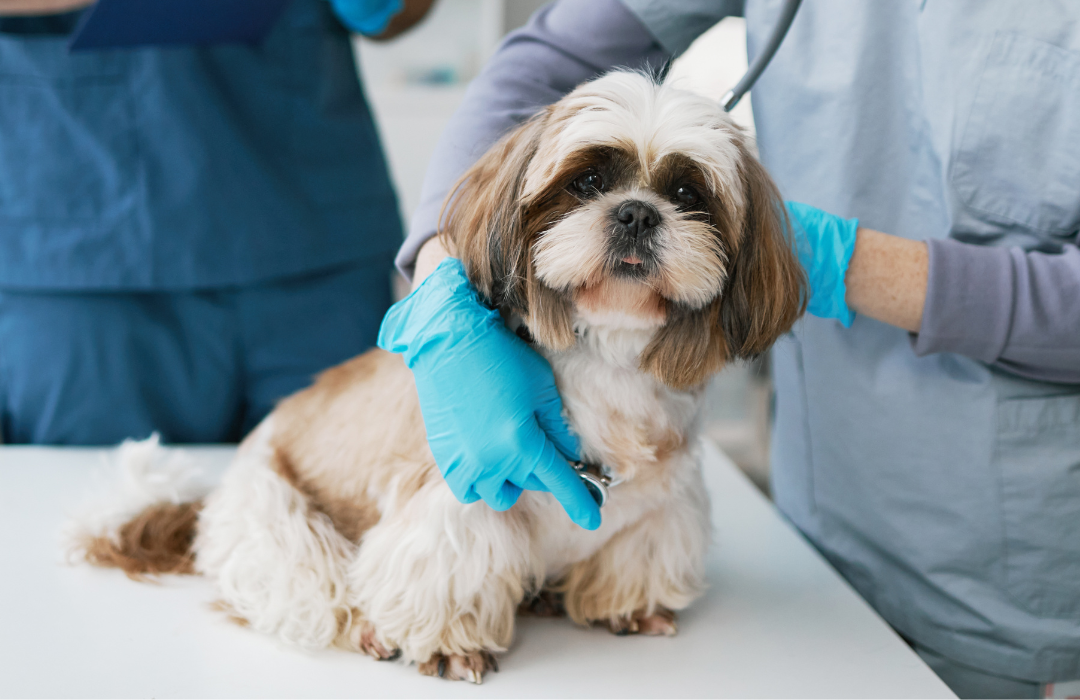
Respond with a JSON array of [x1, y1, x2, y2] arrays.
[[80, 501, 202, 580], [440, 112, 578, 350]]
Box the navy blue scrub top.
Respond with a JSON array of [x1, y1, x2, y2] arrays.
[[0, 0, 402, 290]]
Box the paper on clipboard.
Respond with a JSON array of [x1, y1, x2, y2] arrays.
[[69, 0, 291, 51]]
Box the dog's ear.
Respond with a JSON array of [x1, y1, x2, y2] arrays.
[[639, 296, 729, 391], [719, 144, 807, 359], [440, 112, 576, 350], [440, 115, 542, 307], [640, 143, 806, 391]]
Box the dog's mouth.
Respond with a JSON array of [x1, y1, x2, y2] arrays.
[[608, 242, 660, 281]]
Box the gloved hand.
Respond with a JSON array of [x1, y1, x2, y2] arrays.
[[378, 257, 602, 530], [329, 0, 403, 36], [786, 201, 859, 327]]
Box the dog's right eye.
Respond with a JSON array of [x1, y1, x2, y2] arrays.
[[571, 171, 605, 196]]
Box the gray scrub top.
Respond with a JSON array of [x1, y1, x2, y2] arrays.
[[399, 0, 1080, 683]]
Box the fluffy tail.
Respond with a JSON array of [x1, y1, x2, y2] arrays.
[[68, 434, 211, 580]]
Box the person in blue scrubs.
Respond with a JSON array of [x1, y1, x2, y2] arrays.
[[0, 0, 432, 444]]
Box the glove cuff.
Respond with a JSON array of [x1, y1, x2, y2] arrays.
[[377, 257, 500, 365], [786, 201, 858, 328], [826, 216, 858, 328]]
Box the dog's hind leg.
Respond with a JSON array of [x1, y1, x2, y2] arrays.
[[194, 419, 356, 650], [557, 456, 711, 635], [347, 481, 543, 683]]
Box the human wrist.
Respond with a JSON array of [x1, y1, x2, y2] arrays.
[[411, 235, 451, 291], [378, 257, 498, 366], [844, 228, 928, 332]]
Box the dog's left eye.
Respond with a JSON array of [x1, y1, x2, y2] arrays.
[[675, 185, 700, 207], [572, 171, 605, 196]]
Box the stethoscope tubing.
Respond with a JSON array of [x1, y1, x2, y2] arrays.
[[721, 0, 802, 112]]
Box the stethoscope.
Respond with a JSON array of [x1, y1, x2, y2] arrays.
[[573, 0, 803, 508], [721, 0, 802, 112]]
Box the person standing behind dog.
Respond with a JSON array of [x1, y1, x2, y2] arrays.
[[378, 1, 1080, 697], [0, 0, 434, 444]]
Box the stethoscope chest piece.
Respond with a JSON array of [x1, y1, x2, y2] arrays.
[[570, 460, 620, 508]]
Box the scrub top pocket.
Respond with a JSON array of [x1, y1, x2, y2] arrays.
[[996, 393, 1080, 618], [0, 38, 138, 224], [952, 32, 1080, 238]]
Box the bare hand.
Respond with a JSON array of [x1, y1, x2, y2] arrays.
[[0, 0, 94, 15]]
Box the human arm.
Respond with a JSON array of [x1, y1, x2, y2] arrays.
[[0, 0, 91, 14], [789, 203, 1080, 383], [845, 229, 1080, 384], [913, 239, 1080, 384], [845, 228, 928, 333], [411, 235, 450, 290]]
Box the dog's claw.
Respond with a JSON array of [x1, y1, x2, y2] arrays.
[[605, 607, 678, 637], [342, 615, 400, 660], [419, 651, 498, 683]]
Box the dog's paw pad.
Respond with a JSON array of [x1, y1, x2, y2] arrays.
[[418, 650, 498, 683], [605, 607, 678, 637], [343, 617, 399, 661]]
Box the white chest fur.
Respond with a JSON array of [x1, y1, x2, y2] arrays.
[[526, 323, 707, 576]]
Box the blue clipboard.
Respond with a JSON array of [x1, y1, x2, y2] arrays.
[[69, 0, 292, 51]]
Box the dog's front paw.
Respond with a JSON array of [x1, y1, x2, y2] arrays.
[[604, 607, 678, 637], [340, 615, 400, 661], [418, 650, 499, 684]]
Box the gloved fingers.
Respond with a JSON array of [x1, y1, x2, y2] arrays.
[[521, 474, 550, 492], [513, 418, 599, 529], [441, 477, 482, 505], [531, 450, 601, 531], [473, 478, 523, 512], [533, 384, 582, 462]]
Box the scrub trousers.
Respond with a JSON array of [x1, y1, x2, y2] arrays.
[[0, 256, 394, 445], [914, 643, 1043, 699]]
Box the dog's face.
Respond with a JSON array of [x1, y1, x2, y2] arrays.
[[443, 71, 806, 390]]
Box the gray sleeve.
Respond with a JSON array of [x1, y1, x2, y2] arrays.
[[912, 238, 1080, 384], [395, 0, 676, 278], [621, 0, 744, 56]]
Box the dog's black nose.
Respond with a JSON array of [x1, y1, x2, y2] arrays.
[[615, 200, 660, 239]]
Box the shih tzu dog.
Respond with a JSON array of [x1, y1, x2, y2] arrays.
[[74, 70, 805, 683]]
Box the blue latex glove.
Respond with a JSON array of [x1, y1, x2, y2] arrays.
[[378, 258, 602, 530], [329, 0, 403, 36], [786, 201, 859, 327]]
